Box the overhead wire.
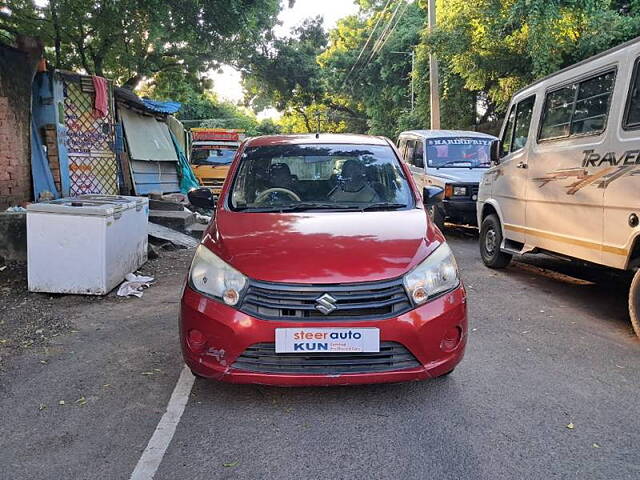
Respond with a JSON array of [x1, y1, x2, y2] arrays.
[[341, 0, 393, 88], [343, 0, 412, 89]]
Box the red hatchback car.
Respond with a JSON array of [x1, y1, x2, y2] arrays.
[[181, 134, 467, 386]]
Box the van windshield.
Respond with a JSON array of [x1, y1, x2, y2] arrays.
[[426, 138, 492, 168], [192, 149, 236, 165], [230, 144, 414, 212]]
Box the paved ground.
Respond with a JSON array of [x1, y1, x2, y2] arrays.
[[1, 232, 639, 480]]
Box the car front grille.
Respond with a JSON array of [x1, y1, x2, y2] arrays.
[[232, 341, 420, 374], [470, 185, 479, 196], [239, 278, 412, 321]]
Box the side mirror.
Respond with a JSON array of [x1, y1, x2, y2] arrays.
[[423, 186, 444, 206], [188, 187, 216, 209], [490, 140, 501, 165]]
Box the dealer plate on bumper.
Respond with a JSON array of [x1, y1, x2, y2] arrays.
[[275, 328, 380, 354]]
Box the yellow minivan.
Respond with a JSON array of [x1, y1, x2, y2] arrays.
[[190, 129, 244, 195]]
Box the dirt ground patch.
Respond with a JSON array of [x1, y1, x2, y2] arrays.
[[0, 248, 193, 369]]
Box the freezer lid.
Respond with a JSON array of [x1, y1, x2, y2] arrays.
[[27, 198, 126, 216], [75, 194, 149, 209]]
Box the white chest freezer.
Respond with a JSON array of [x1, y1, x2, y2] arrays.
[[27, 195, 149, 295]]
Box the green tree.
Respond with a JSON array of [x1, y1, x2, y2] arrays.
[[1, 0, 281, 88], [318, 1, 426, 138], [425, 0, 640, 115], [241, 16, 367, 133]]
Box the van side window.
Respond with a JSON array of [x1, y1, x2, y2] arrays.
[[539, 69, 615, 141], [398, 138, 407, 157], [405, 140, 416, 164], [500, 106, 516, 156], [413, 140, 424, 168], [512, 96, 535, 151], [624, 58, 640, 129]]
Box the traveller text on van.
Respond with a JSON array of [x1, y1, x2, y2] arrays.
[[477, 36, 640, 338]]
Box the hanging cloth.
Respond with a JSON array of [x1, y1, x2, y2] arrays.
[[170, 131, 200, 193], [92, 76, 109, 117]]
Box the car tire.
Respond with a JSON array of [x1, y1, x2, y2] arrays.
[[428, 204, 445, 231], [479, 214, 512, 269], [628, 269, 640, 339]]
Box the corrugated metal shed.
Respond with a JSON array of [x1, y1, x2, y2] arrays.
[[119, 108, 180, 195]]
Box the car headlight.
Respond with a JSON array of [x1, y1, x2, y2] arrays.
[[189, 245, 247, 306], [452, 186, 468, 196], [403, 243, 460, 305]]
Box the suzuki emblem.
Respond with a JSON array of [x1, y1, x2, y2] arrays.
[[315, 293, 337, 315]]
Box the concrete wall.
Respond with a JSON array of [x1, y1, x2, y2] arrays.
[[0, 41, 40, 209]]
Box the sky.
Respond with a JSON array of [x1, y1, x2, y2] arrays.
[[209, 0, 360, 113]]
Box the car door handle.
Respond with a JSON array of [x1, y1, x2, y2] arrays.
[[516, 161, 528, 169]]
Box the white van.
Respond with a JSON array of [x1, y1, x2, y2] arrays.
[[477, 36, 640, 338], [398, 130, 497, 228]]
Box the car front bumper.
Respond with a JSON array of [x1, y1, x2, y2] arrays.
[[180, 284, 468, 386], [442, 198, 478, 225]]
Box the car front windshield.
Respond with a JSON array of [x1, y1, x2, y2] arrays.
[[229, 143, 414, 211], [192, 149, 236, 165], [426, 138, 492, 168]]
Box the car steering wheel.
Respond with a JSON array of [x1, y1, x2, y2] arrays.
[[255, 188, 301, 204]]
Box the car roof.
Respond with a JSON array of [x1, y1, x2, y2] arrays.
[[244, 133, 391, 148], [398, 129, 498, 140]]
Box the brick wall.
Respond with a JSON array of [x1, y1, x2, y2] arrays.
[[0, 42, 39, 209]]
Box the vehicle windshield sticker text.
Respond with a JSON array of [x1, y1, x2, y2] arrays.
[[427, 138, 493, 146]]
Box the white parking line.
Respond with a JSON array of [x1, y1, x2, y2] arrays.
[[130, 365, 195, 480]]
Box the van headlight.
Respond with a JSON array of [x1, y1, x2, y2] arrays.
[[403, 243, 460, 305], [189, 245, 247, 306]]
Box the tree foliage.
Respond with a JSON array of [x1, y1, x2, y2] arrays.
[[143, 70, 280, 136], [1, 0, 281, 88], [427, 0, 640, 114]]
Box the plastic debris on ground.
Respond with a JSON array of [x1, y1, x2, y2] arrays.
[[116, 273, 155, 298], [195, 213, 211, 224], [6, 206, 27, 212]]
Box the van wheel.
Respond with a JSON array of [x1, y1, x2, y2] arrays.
[[428, 205, 445, 231], [480, 214, 512, 268], [628, 269, 640, 339]]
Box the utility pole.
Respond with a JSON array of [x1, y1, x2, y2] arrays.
[[390, 50, 415, 112], [428, 0, 441, 129]]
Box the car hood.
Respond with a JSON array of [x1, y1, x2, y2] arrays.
[[202, 208, 442, 284], [428, 167, 486, 183]]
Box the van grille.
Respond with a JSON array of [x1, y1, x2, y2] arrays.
[[201, 178, 224, 188], [232, 342, 420, 374], [239, 278, 412, 321]]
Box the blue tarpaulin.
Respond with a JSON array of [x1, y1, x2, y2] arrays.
[[30, 117, 59, 200], [170, 131, 200, 193], [141, 99, 181, 114]]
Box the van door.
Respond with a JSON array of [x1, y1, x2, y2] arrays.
[[491, 96, 535, 244], [603, 56, 640, 269], [526, 70, 616, 264]]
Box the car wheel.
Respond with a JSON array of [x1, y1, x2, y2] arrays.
[[428, 204, 445, 231], [628, 269, 640, 339], [479, 214, 512, 268]]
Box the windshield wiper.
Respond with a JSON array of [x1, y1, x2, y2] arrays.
[[235, 202, 357, 213], [360, 202, 407, 211]]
